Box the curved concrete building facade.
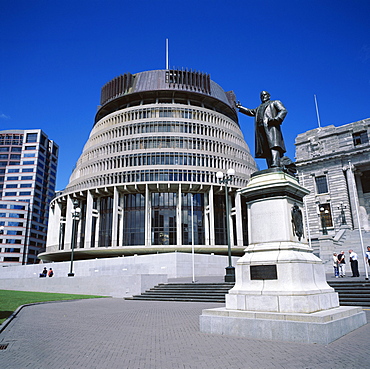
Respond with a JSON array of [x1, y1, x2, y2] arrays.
[[40, 69, 257, 262]]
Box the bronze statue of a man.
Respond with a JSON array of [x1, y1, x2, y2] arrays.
[[236, 91, 287, 168]]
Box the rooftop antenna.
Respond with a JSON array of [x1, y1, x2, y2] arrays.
[[314, 94, 321, 128], [166, 39, 169, 70]]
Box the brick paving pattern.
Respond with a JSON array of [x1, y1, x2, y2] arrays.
[[0, 299, 369, 369]]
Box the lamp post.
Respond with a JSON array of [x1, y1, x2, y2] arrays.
[[68, 199, 81, 277], [338, 202, 347, 225], [319, 206, 328, 235], [216, 168, 235, 283]]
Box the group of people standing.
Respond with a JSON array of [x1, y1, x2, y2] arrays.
[[333, 251, 347, 278], [333, 247, 370, 278]]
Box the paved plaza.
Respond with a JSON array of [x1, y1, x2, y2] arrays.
[[0, 297, 369, 369]]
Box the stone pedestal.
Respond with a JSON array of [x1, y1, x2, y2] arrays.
[[200, 170, 366, 344]]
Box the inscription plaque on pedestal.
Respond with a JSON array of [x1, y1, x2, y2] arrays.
[[250, 265, 277, 280]]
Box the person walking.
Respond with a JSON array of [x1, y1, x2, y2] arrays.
[[349, 249, 360, 277], [365, 246, 370, 267], [337, 251, 346, 277], [333, 253, 339, 278]]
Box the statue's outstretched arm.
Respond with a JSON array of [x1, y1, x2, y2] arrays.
[[235, 101, 256, 117]]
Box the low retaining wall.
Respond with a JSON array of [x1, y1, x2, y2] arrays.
[[0, 273, 167, 298], [0, 252, 235, 297]]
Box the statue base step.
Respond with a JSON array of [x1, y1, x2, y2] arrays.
[[200, 306, 366, 344]]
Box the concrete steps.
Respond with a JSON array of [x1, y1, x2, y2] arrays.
[[128, 281, 370, 307], [327, 280, 370, 307], [334, 229, 370, 256], [126, 282, 234, 303]]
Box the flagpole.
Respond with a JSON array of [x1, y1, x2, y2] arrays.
[[314, 95, 321, 128], [191, 193, 195, 283], [166, 39, 169, 70]]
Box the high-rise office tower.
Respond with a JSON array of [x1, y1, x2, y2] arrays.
[[0, 130, 58, 265], [41, 69, 257, 262]]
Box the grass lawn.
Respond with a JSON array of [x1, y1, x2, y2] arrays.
[[0, 290, 106, 324]]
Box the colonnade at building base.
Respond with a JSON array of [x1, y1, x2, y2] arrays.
[[44, 182, 251, 262]]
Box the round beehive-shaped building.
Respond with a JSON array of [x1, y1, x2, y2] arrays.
[[40, 69, 257, 262]]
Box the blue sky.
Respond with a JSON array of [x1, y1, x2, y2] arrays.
[[1, 0, 369, 190]]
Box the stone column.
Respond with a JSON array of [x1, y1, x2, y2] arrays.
[[177, 185, 182, 246], [117, 199, 124, 248], [204, 191, 210, 246], [343, 164, 360, 229], [94, 198, 101, 248], [46, 200, 61, 251], [207, 186, 215, 245], [145, 184, 151, 246], [234, 191, 244, 246], [84, 191, 93, 249], [111, 187, 119, 247], [65, 196, 74, 250]]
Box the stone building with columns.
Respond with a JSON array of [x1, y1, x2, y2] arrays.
[[295, 118, 370, 265], [39, 69, 257, 262]]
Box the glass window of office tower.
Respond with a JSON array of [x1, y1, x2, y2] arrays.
[[151, 192, 177, 245], [99, 196, 113, 247], [123, 193, 145, 246], [26, 133, 38, 143], [181, 193, 205, 245], [214, 195, 227, 245]]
